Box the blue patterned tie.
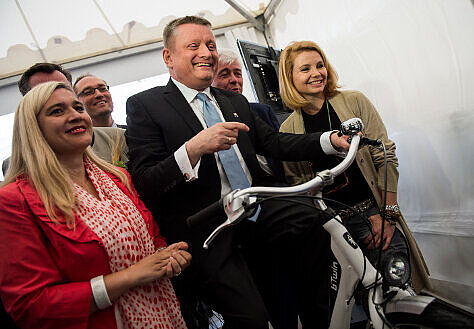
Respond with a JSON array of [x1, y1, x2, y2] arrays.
[[196, 93, 260, 221]]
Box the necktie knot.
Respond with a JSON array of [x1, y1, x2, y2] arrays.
[[196, 92, 208, 102], [197, 92, 221, 128]]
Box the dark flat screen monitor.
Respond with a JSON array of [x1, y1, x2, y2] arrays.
[[237, 39, 291, 123]]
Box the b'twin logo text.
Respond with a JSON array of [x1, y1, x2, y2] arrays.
[[330, 261, 340, 291], [343, 232, 359, 249]]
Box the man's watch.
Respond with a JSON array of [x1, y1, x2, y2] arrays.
[[385, 204, 401, 214]]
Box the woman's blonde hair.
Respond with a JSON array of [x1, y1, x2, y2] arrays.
[[2, 81, 130, 226], [279, 41, 341, 110]]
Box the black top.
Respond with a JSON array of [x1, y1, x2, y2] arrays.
[[302, 99, 373, 207]]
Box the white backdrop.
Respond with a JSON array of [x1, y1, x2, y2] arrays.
[[0, 0, 472, 287], [269, 0, 474, 286]]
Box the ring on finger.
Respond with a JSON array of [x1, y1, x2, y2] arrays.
[[228, 137, 232, 143], [174, 271, 181, 277]]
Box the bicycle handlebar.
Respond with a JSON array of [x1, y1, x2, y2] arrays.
[[186, 118, 365, 248], [233, 133, 360, 198], [187, 196, 225, 230]]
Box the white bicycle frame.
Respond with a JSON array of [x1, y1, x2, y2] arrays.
[[199, 130, 414, 328], [322, 211, 409, 328]]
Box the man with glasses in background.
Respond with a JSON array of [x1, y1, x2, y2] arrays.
[[74, 74, 126, 128]]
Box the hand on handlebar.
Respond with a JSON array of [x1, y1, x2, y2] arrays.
[[364, 214, 396, 250], [330, 132, 350, 151], [330, 132, 362, 152]]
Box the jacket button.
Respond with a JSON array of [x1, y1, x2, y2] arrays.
[[360, 158, 364, 163]]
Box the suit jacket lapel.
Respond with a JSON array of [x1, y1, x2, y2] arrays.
[[212, 87, 241, 123], [163, 79, 203, 134]]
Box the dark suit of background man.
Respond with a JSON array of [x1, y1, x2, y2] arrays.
[[126, 16, 350, 329]]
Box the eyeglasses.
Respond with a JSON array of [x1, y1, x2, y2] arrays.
[[78, 85, 109, 97]]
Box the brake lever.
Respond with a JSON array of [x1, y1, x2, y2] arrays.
[[203, 190, 257, 249], [338, 118, 382, 147]]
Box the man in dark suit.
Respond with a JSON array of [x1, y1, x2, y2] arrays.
[[126, 16, 350, 329], [212, 48, 285, 181]]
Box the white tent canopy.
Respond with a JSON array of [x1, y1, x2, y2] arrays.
[[0, 0, 272, 116], [0, 0, 270, 78], [0, 0, 473, 298]]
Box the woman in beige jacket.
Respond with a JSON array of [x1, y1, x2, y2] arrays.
[[278, 40, 430, 292]]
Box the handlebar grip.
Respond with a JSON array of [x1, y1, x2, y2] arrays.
[[360, 137, 382, 146], [186, 198, 225, 230]]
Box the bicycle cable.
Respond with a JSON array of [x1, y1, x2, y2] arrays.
[[317, 196, 375, 303], [375, 141, 387, 298], [320, 197, 376, 239], [369, 141, 398, 329]]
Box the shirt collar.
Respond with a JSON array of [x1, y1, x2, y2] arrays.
[[171, 77, 213, 104]]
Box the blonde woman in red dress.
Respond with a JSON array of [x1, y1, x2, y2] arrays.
[[0, 81, 191, 329]]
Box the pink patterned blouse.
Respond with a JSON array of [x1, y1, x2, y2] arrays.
[[74, 159, 187, 329]]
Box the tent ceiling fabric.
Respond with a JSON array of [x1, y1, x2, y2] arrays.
[[0, 0, 269, 79]]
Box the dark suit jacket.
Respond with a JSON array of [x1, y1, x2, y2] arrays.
[[249, 102, 285, 181], [249, 103, 280, 131], [125, 79, 326, 250]]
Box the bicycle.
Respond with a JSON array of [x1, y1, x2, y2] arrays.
[[187, 118, 474, 329]]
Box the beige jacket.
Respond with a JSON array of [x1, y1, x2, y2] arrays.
[[91, 127, 128, 165], [280, 90, 431, 292]]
